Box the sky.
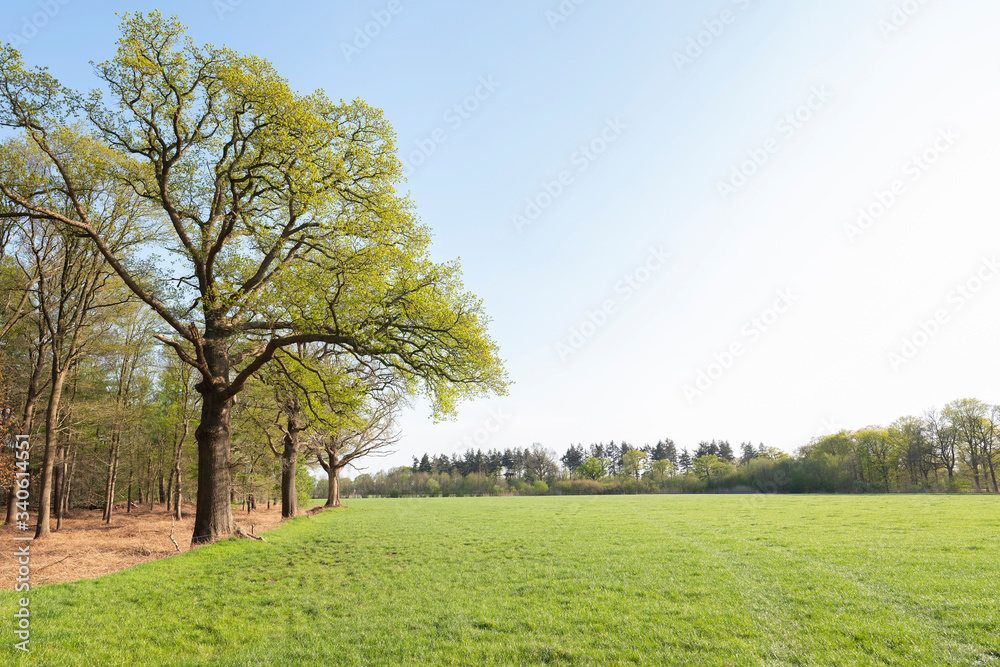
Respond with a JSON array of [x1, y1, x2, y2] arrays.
[[4, 0, 999, 472]]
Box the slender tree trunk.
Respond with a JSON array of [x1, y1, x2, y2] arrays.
[[979, 426, 999, 493], [53, 450, 64, 531], [103, 434, 121, 523], [126, 450, 133, 513], [62, 446, 76, 517], [986, 449, 998, 493], [173, 458, 183, 521], [165, 467, 174, 513], [191, 344, 234, 544], [34, 367, 67, 539], [91, 429, 101, 509]]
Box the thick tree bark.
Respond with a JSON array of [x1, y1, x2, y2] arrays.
[[191, 337, 234, 544], [323, 451, 343, 508], [192, 389, 233, 542], [326, 468, 343, 508]]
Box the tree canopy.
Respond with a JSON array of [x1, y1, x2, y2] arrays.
[[0, 12, 507, 542]]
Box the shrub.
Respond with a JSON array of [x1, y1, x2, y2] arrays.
[[567, 479, 605, 495], [532, 480, 549, 495]]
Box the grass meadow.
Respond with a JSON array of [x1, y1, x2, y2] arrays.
[[3, 495, 999, 666]]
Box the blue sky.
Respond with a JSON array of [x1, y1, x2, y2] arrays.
[[5, 0, 999, 470]]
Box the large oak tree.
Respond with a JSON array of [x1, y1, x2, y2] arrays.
[[0, 12, 507, 543]]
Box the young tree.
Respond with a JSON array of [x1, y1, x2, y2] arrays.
[[309, 392, 400, 508], [576, 457, 608, 481], [157, 357, 197, 520], [691, 454, 731, 485], [647, 459, 675, 484], [621, 449, 648, 480], [97, 304, 157, 524], [0, 14, 507, 543]]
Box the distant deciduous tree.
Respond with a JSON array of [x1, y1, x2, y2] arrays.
[[577, 457, 608, 481]]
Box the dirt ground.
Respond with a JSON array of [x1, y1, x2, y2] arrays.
[[1, 502, 290, 588]]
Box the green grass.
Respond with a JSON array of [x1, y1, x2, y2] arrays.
[[4, 495, 999, 666]]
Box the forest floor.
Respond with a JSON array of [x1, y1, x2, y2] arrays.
[[0, 502, 289, 587]]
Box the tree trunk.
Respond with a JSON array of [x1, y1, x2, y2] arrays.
[[165, 471, 173, 513], [191, 349, 234, 544], [325, 451, 343, 508], [61, 446, 76, 518], [126, 452, 133, 513], [103, 435, 120, 523], [3, 487, 17, 530], [53, 453, 63, 531], [323, 460, 336, 507], [4, 348, 45, 527], [981, 428, 999, 493], [281, 430, 299, 519], [331, 470, 342, 507], [173, 457, 183, 521], [34, 367, 67, 539]]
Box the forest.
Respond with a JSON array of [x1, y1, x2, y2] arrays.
[[337, 398, 1000, 498]]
